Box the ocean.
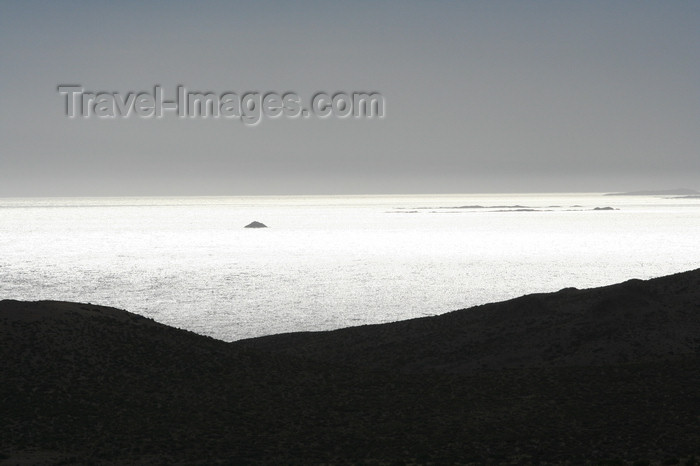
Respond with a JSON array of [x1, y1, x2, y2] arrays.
[[1, 193, 698, 341]]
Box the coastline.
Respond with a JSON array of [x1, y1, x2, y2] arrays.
[[1, 269, 699, 464]]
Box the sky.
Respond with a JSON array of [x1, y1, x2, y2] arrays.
[[1, 0, 698, 196]]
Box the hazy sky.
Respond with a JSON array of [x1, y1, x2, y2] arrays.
[[1, 0, 698, 196]]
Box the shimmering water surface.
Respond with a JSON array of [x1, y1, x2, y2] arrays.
[[1, 194, 698, 341]]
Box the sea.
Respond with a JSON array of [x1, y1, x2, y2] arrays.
[[1, 193, 698, 341]]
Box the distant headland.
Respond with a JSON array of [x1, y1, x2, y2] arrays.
[[605, 188, 699, 196]]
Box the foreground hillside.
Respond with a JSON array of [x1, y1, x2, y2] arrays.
[[1, 270, 699, 465], [239, 269, 700, 373]]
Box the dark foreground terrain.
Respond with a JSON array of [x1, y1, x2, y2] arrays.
[[1, 270, 699, 465]]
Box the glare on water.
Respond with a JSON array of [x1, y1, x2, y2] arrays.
[[1, 193, 699, 341]]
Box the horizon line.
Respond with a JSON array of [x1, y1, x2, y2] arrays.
[[0, 189, 698, 199]]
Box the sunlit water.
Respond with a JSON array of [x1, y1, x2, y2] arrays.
[[1, 193, 698, 341]]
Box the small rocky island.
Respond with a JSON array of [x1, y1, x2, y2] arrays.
[[244, 221, 267, 228]]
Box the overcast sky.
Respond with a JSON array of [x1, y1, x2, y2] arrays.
[[1, 0, 698, 196]]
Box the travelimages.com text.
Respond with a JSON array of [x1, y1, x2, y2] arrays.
[[57, 85, 385, 126]]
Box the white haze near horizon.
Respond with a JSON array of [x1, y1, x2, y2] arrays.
[[1, 193, 698, 341]]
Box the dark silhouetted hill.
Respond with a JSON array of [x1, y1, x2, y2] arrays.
[[2, 270, 700, 464], [240, 270, 700, 374]]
